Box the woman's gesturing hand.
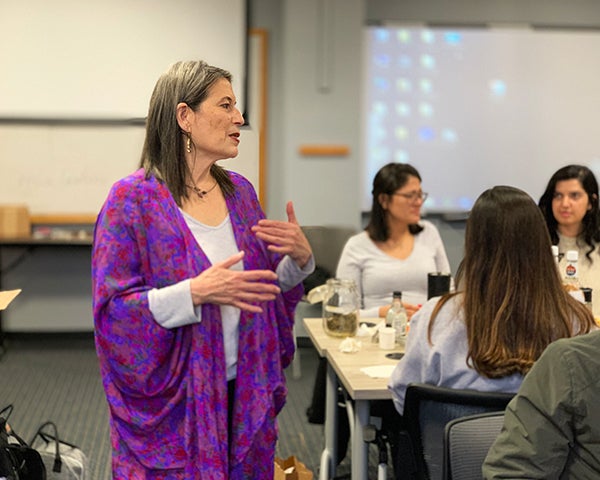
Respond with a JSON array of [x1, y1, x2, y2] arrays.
[[251, 201, 313, 268], [190, 251, 280, 313]]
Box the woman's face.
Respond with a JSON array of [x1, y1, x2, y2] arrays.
[[552, 178, 591, 234], [380, 175, 424, 226], [188, 78, 245, 161]]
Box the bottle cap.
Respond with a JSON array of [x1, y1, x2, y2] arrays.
[[392, 291, 402, 298], [566, 250, 578, 262]]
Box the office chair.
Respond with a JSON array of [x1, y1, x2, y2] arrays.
[[442, 411, 505, 480], [400, 384, 514, 480]]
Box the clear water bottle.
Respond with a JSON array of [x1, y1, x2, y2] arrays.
[[386, 291, 408, 344]]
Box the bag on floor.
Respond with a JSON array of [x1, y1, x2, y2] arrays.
[[29, 422, 88, 480], [0, 404, 47, 480]]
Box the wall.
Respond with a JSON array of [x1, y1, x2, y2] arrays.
[[366, 0, 600, 25], [254, 0, 365, 228]]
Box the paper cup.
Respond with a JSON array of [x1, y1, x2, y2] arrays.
[[379, 327, 396, 350]]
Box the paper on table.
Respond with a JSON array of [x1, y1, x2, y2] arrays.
[[360, 364, 396, 378], [0, 289, 22, 310]]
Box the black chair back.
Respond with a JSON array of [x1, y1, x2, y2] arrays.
[[402, 384, 514, 480]]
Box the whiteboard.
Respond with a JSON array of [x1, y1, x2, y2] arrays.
[[0, 124, 144, 214], [0, 0, 246, 118], [0, 31, 264, 216], [362, 25, 600, 212]]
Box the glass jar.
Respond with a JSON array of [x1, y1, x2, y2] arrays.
[[322, 278, 360, 337]]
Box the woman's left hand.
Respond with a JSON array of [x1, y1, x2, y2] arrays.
[[252, 201, 313, 268]]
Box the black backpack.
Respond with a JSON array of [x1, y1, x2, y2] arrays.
[[0, 405, 46, 480]]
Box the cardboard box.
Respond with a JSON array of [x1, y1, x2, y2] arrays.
[[274, 456, 313, 480], [0, 290, 21, 311], [0, 205, 31, 238]]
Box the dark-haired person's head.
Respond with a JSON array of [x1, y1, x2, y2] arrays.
[[463, 186, 554, 289], [366, 162, 426, 241], [538, 164, 600, 260]]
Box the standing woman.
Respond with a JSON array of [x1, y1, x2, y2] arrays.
[[92, 61, 313, 479], [538, 164, 600, 316], [337, 162, 450, 319]]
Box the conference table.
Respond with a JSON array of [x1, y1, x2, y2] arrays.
[[302, 317, 405, 480]]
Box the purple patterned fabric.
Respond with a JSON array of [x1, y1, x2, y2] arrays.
[[92, 169, 303, 479]]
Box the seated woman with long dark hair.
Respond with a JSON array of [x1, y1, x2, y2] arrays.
[[385, 186, 595, 479], [390, 185, 594, 414]]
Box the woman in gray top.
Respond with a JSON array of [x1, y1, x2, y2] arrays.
[[337, 163, 450, 319]]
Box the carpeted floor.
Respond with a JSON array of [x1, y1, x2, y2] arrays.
[[0, 333, 112, 478], [0, 334, 388, 479]]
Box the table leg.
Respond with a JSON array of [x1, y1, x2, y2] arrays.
[[352, 399, 370, 480], [319, 361, 338, 480]]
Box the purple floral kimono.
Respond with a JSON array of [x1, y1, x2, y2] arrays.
[[92, 169, 303, 479]]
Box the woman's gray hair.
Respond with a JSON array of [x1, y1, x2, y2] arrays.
[[140, 60, 234, 203]]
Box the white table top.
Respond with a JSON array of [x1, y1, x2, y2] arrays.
[[302, 317, 404, 400]]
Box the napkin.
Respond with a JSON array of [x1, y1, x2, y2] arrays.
[[360, 365, 396, 378], [356, 323, 374, 337], [339, 337, 362, 353]]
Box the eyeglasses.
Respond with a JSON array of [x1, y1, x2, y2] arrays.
[[393, 191, 429, 202]]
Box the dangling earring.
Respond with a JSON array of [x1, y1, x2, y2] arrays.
[[186, 134, 192, 153]]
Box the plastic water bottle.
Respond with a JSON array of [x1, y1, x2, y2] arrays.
[[386, 291, 408, 344], [564, 250, 580, 289]]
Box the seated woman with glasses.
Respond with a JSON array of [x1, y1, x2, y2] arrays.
[[336, 162, 451, 320], [319, 162, 450, 467]]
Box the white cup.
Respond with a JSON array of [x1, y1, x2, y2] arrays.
[[379, 327, 396, 350]]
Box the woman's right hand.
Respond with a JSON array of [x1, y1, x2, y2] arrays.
[[189, 251, 280, 313]]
